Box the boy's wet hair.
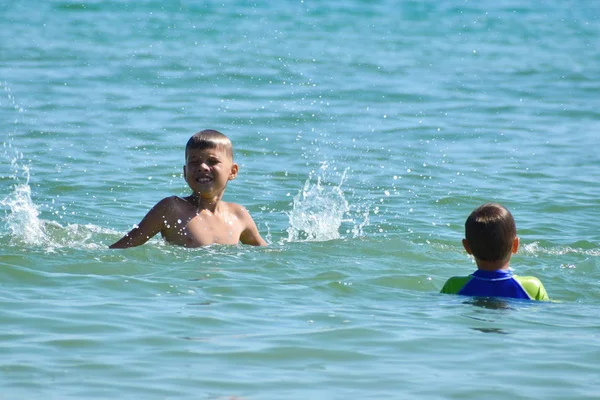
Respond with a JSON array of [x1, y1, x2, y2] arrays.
[[185, 129, 233, 160], [465, 203, 516, 262]]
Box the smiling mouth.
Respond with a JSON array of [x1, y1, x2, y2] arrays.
[[196, 176, 213, 183]]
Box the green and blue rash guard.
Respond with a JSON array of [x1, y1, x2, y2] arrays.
[[440, 269, 550, 301]]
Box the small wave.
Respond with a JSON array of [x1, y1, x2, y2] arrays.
[[521, 242, 600, 257]]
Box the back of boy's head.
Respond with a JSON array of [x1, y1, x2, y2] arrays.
[[185, 129, 233, 160], [465, 203, 516, 262]]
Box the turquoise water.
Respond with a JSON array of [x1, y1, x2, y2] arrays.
[[2, 1, 600, 398]]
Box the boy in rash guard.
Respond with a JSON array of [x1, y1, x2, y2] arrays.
[[441, 203, 549, 301]]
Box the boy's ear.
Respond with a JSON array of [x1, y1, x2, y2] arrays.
[[183, 165, 186, 179], [462, 239, 472, 255], [229, 163, 239, 180], [512, 237, 520, 254]]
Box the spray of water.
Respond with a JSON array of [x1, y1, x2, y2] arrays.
[[0, 82, 44, 244], [286, 162, 369, 242], [0, 165, 46, 243], [0, 157, 112, 250], [0, 82, 112, 250]]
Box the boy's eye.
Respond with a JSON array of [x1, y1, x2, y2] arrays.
[[188, 158, 220, 166], [204, 158, 220, 165]]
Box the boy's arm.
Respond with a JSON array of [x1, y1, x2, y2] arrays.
[[517, 276, 550, 301], [440, 276, 471, 295], [515, 275, 550, 301], [238, 206, 267, 246], [536, 281, 550, 301], [109, 198, 170, 249]]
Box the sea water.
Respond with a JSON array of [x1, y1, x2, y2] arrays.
[[1, 1, 599, 399]]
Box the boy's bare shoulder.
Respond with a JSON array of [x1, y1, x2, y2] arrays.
[[223, 201, 253, 219], [223, 201, 266, 246], [147, 196, 196, 223], [163, 195, 188, 203], [155, 196, 192, 209]]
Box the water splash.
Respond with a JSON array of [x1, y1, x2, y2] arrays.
[[1, 81, 26, 181], [0, 82, 42, 244], [286, 162, 368, 242], [0, 150, 115, 250], [0, 82, 111, 250], [1, 169, 114, 250], [1, 166, 45, 243]]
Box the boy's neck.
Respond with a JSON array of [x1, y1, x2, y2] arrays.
[[187, 193, 223, 213], [474, 258, 511, 272]]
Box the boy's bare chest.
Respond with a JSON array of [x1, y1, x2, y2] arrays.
[[162, 207, 243, 247]]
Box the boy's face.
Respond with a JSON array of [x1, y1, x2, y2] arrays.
[[183, 146, 238, 196]]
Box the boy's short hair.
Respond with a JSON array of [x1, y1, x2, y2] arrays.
[[465, 203, 516, 262], [185, 129, 233, 160]]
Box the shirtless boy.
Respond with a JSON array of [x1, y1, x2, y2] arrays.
[[109, 130, 267, 248]]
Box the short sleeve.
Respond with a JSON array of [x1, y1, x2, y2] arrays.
[[441, 276, 470, 295], [517, 276, 550, 301]]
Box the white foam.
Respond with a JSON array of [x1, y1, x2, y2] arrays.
[[0, 173, 114, 250], [286, 163, 368, 242], [522, 242, 600, 257]]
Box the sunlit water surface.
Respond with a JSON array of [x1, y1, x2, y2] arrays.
[[1, 1, 599, 399]]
